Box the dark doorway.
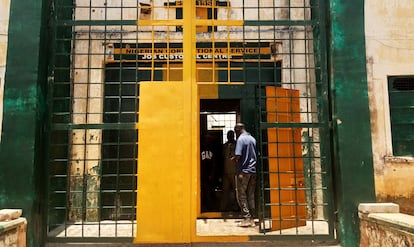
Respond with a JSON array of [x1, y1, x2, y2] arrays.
[[199, 99, 240, 216]]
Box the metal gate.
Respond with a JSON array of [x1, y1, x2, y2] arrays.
[[45, 0, 334, 242], [254, 0, 334, 237]]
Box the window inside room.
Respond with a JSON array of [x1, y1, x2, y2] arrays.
[[206, 113, 237, 144]]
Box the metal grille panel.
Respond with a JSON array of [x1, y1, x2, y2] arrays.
[[46, 0, 334, 242]]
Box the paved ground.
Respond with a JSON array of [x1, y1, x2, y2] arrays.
[[197, 218, 330, 236], [46, 242, 340, 247], [49, 219, 331, 237], [47, 219, 340, 246]]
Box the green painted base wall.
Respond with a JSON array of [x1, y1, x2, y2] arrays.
[[0, 0, 48, 246], [329, 1, 376, 246]]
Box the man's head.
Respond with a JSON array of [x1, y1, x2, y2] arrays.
[[227, 130, 235, 141], [234, 123, 245, 138]]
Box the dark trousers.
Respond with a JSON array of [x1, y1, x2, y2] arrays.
[[201, 178, 215, 212], [235, 173, 256, 219], [220, 173, 238, 211]]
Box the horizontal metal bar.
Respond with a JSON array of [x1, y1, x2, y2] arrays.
[[51, 123, 136, 130], [195, 19, 243, 26], [57, 20, 138, 26], [259, 122, 326, 129], [250, 234, 335, 241], [54, 18, 315, 28], [244, 20, 316, 26], [137, 20, 184, 26], [46, 237, 134, 242], [101, 190, 137, 193]]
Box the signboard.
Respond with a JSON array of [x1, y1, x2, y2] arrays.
[[112, 42, 273, 61]]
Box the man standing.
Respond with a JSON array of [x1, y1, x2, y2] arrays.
[[220, 130, 238, 212], [233, 123, 257, 227], [200, 132, 218, 212]]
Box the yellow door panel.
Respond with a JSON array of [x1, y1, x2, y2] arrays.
[[266, 86, 306, 231], [136, 82, 192, 243]]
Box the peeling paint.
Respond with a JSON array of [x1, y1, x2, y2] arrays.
[[330, 0, 346, 50], [3, 87, 37, 113], [330, 1, 376, 247], [366, 0, 414, 213], [0, 191, 8, 206], [377, 195, 414, 216], [68, 163, 101, 221], [360, 218, 414, 247]]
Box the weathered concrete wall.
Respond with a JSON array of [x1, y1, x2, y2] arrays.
[[0, 0, 11, 142], [0, 218, 27, 247], [359, 203, 414, 247], [360, 217, 414, 247], [365, 0, 414, 214]]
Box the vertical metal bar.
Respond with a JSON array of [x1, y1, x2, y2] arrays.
[[133, 0, 139, 237], [81, 0, 94, 234], [315, 0, 336, 237], [67, 0, 74, 237], [303, 0, 315, 234], [47, 0, 61, 236], [183, 0, 198, 240]]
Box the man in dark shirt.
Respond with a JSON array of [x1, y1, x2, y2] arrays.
[[200, 132, 217, 212], [220, 130, 238, 212]]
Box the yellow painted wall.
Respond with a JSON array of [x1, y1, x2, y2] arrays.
[[365, 0, 414, 213]]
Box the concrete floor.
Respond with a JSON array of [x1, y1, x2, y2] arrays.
[[48, 218, 337, 242], [196, 218, 330, 236]]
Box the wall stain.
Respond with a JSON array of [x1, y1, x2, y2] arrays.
[[3, 86, 37, 113], [68, 164, 100, 222], [378, 194, 414, 215], [330, 1, 345, 50], [302, 131, 315, 217]]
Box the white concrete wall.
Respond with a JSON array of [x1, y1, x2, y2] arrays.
[[0, 0, 11, 143], [365, 0, 414, 212]]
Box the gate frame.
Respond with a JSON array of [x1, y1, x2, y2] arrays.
[[0, 0, 376, 247]]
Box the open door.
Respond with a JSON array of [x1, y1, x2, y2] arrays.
[[198, 99, 240, 218], [265, 86, 306, 231]]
